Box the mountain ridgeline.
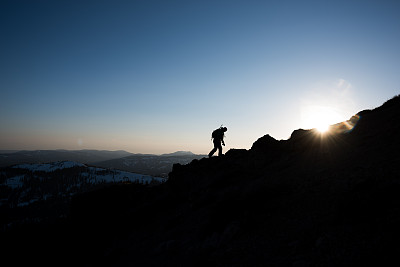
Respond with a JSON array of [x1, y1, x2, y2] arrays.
[[4, 95, 400, 266]]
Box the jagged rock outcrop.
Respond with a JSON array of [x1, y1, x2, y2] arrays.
[[107, 95, 400, 266]]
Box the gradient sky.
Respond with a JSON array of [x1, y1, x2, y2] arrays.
[[1, 0, 399, 154]]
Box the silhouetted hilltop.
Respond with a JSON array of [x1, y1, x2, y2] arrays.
[[4, 95, 400, 267]]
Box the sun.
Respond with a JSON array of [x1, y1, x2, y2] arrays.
[[316, 123, 330, 133], [301, 106, 344, 133]]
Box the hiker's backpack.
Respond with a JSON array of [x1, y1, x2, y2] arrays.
[[212, 128, 222, 139]]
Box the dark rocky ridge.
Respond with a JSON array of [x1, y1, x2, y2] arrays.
[[3, 95, 400, 266]]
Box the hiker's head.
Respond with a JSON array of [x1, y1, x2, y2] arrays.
[[222, 127, 227, 132]]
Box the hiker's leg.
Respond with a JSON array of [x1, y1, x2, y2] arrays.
[[209, 140, 221, 158], [217, 143, 223, 156], [209, 147, 217, 157]]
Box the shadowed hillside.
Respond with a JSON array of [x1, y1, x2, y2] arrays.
[[3, 96, 400, 266]]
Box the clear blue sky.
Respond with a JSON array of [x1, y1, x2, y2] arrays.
[[1, 0, 399, 154]]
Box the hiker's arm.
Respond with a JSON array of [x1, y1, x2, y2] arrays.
[[222, 139, 225, 146]]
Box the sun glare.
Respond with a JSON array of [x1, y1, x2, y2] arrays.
[[316, 123, 330, 133], [301, 106, 344, 134]]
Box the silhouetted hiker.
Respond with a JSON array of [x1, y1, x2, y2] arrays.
[[209, 126, 227, 157]]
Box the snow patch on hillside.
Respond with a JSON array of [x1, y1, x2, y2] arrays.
[[13, 161, 85, 172]]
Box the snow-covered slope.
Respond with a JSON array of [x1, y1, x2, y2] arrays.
[[1, 161, 166, 209], [13, 161, 85, 172]]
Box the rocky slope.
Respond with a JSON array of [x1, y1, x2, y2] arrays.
[[3, 95, 400, 267]]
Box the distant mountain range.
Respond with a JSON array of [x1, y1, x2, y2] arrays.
[[160, 151, 196, 156], [0, 150, 205, 177]]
